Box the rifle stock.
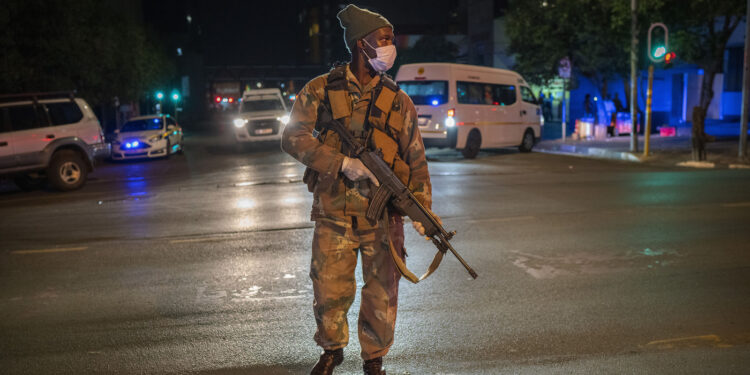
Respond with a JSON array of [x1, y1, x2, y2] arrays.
[[324, 119, 478, 279]]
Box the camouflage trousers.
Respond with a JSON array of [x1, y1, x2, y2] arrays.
[[311, 214, 404, 360]]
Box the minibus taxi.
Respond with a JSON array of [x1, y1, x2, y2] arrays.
[[395, 63, 542, 158]]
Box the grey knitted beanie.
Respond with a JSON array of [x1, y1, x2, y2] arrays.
[[336, 4, 393, 53]]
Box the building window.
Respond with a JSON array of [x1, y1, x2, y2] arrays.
[[457, 81, 516, 106], [725, 47, 742, 92]]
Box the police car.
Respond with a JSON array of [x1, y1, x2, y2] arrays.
[[111, 115, 183, 160]]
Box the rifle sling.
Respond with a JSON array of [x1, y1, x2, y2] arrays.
[[383, 207, 445, 283]]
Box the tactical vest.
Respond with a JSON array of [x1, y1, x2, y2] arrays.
[[316, 65, 410, 187], [310, 66, 444, 284]]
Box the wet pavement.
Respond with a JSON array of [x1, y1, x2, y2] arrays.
[[1, 132, 749, 374]]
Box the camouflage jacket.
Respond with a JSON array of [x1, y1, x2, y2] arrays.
[[281, 64, 431, 220]]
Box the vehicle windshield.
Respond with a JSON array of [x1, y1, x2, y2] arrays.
[[121, 118, 164, 132], [241, 97, 284, 112], [398, 80, 449, 106]]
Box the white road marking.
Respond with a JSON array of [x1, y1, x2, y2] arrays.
[[645, 334, 732, 349], [676, 160, 715, 168], [11, 246, 87, 255]]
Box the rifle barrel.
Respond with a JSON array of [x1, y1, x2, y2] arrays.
[[441, 235, 479, 279]]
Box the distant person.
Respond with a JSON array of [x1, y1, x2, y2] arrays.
[[484, 85, 494, 104], [583, 94, 594, 118], [542, 91, 552, 120], [613, 92, 625, 113]]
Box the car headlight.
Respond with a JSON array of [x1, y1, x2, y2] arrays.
[[233, 118, 248, 128], [277, 115, 290, 125], [124, 140, 141, 149], [445, 117, 456, 128]]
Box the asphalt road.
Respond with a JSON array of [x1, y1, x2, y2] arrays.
[[1, 133, 749, 374]]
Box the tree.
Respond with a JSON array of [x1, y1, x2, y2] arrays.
[[0, 0, 174, 106], [506, 0, 632, 99], [661, 0, 744, 160]]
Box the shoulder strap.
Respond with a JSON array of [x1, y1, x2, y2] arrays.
[[325, 65, 351, 120], [325, 64, 348, 91], [380, 73, 399, 93]]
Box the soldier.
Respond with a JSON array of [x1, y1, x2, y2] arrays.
[[281, 4, 434, 375]]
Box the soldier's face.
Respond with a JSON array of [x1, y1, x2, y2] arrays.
[[360, 27, 395, 58]]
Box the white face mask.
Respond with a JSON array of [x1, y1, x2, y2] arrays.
[[362, 39, 396, 73]]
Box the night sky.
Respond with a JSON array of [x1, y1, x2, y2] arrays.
[[142, 1, 462, 66]]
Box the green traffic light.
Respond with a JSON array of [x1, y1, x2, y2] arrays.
[[653, 46, 666, 59], [171, 93, 180, 101], [156, 92, 164, 100]]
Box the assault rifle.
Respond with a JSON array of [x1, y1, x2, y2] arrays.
[[322, 118, 478, 280]]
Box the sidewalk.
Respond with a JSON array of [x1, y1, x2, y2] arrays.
[[536, 120, 750, 169]]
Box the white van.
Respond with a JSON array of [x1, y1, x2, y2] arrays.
[[232, 88, 289, 144], [395, 63, 543, 158]]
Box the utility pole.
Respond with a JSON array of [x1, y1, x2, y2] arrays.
[[740, 0, 750, 159], [644, 65, 654, 156], [630, 0, 639, 152]]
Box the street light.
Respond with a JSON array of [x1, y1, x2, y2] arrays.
[[171, 91, 180, 122], [155, 91, 164, 114]]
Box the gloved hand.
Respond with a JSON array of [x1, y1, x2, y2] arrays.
[[341, 156, 379, 186], [411, 211, 442, 240]]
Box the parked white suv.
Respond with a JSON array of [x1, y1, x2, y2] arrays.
[[232, 88, 289, 145], [0, 92, 110, 191]]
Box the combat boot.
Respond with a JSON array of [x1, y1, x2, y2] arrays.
[[310, 348, 343, 375], [363, 357, 385, 375]]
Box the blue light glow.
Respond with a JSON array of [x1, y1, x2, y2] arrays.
[[431, 99, 439, 106], [124, 140, 140, 149]]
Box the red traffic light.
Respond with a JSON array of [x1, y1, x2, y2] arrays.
[[664, 52, 676, 64]]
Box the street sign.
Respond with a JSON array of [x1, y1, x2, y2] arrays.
[[558, 57, 571, 79]]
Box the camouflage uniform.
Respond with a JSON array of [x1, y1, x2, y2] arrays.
[[281, 64, 431, 360]]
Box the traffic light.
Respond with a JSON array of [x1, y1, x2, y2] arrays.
[[652, 46, 666, 60], [647, 23, 669, 63], [155, 91, 164, 100], [664, 52, 676, 64]]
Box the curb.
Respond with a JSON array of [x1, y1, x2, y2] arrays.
[[534, 143, 642, 163]]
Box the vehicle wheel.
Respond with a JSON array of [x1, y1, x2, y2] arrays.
[[165, 140, 172, 159], [519, 129, 535, 153], [14, 173, 45, 191], [176, 139, 184, 155], [47, 150, 88, 191], [462, 129, 481, 159]]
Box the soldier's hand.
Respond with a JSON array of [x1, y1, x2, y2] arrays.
[[341, 156, 379, 186], [411, 211, 442, 240]]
